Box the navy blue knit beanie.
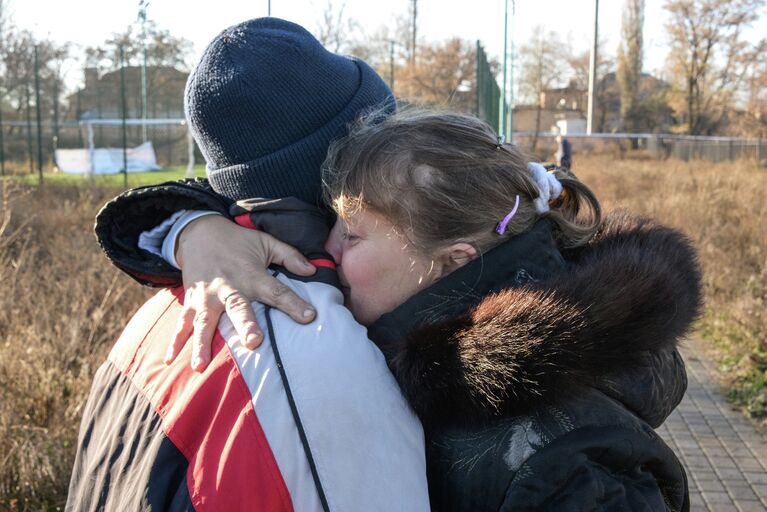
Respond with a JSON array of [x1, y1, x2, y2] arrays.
[[185, 17, 395, 204]]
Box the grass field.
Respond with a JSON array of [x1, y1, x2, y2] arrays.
[[573, 155, 767, 424], [3, 165, 207, 189], [0, 156, 765, 510]]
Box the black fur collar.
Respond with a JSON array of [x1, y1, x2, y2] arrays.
[[368, 212, 703, 428]]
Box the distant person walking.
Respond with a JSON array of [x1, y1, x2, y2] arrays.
[[556, 134, 572, 169]]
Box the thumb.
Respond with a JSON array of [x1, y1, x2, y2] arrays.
[[267, 236, 317, 277]]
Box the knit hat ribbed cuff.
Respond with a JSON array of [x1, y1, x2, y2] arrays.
[[207, 58, 395, 204]]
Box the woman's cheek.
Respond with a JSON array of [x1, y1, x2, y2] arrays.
[[342, 247, 378, 293], [340, 250, 376, 323]]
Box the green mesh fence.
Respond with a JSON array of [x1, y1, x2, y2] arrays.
[[475, 41, 501, 133]]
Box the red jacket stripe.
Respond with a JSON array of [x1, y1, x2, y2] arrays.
[[233, 213, 257, 230], [309, 258, 336, 270], [109, 288, 293, 512]]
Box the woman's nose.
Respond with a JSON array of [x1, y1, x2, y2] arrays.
[[324, 229, 343, 265]]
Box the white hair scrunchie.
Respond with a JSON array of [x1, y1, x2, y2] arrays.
[[527, 162, 563, 213]]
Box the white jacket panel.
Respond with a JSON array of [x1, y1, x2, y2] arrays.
[[218, 273, 430, 512]]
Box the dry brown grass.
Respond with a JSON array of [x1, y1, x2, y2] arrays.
[[0, 182, 149, 511], [0, 155, 765, 508], [574, 154, 767, 422]]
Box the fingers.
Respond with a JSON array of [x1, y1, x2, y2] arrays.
[[190, 303, 223, 372], [268, 236, 317, 277], [224, 291, 264, 349], [251, 273, 316, 324], [253, 233, 316, 323], [170, 222, 318, 371], [165, 297, 196, 365]]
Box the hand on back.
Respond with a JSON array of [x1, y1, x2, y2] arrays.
[[165, 214, 317, 371]]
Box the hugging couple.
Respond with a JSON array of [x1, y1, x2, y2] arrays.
[[67, 17, 700, 512]]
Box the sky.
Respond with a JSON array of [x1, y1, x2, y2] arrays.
[[11, 0, 767, 92]]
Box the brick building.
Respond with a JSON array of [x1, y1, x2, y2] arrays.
[[69, 66, 188, 120], [513, 82, 587, 134]]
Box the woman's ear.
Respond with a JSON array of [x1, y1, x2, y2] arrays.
[[433, 243, 478, 279]]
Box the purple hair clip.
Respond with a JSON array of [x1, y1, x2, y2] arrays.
[[495, 194, 520, 235]]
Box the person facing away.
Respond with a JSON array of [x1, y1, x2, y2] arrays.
[[95, 108, 702, 511], [556, 133, 572, 169], [67, 18, 430, 512]]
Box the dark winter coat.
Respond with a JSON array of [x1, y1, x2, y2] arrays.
[[369, 213, 700, 511], [94, 179, 702, 511]]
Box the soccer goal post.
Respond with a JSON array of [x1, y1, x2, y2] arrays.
[[54, 118, 196, 178]]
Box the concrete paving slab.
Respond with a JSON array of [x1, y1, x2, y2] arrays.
[[658, 339, 767, 511]]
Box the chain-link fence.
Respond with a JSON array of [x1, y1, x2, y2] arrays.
[[0, 119, 197, 177], [0, 28, 192, 179], [4, 60, 765, 179], [475, 41, 501, 133], [645, 135, 767, 162], [512, 133, 767, 165]]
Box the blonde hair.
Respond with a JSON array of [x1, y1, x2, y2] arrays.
[[323, 108, 601, 256]]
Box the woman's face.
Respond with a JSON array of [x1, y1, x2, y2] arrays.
[[324, 209, 441, 326]]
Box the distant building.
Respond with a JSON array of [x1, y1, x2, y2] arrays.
[[512, 73, 672, 134], [512, 81, 587, 134], [511, 105, 584, 134], [594, 72, 673, 133], [556, 118, 586, 135], [68, 66, 188, 120], [538, 82, 588, 111]]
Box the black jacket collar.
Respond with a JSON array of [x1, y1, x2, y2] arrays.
[[369, 219, 566, 360], [230, 197, 340, 288], [368, 212, 702, 429]]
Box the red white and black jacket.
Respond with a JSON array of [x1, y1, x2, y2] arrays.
[[69, 197, 430, 512], [91, 179, 701, 511]]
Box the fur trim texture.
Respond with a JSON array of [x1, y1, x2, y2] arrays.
[[387, 212, 703, 427]]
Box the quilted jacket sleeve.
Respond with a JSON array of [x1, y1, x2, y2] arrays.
[[94, 178, 230, 287], [500, 424, 690, 512]]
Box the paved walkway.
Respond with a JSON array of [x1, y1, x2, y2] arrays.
[[657, 339, 767, 511]]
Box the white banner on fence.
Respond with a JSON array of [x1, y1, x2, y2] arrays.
[[55, 142, 161, 175]]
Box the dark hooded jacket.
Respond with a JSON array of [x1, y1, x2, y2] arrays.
[[94, 181, 701, 511], [368, 212, 700, 512]]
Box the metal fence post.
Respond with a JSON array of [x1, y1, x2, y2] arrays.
[[86, 121, 95, 179], [501, 0, 509, 139], [186, 126, 195, 178], [389, 40, 395, 91], [76, 88, 83, 147], [120, 46, 128, 188], [0, 90, 4, 176], [34, 44, 44, 184], [475, 40, 481, 119], [25, 84, 34, 174], [53, 75, 60, 140], [475, 42, 501, 133]]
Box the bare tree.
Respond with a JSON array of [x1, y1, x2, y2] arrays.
[[345, 14, 415, 96], [736, 49, 767, 137], [664, 0, 766, 134], [617, 0, 644, 138], [518, 27, 566, 150], [85, 21, 193, 72], [0, 24, 68, 172], [0, 0, 12, 105], [315, 1, 359, 53], [409, 0, 418, 65], [567, 38, 614, 131], [0, 0, 12, 48], [394, 38, 477, 111], [1, 30, 68, 118]]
